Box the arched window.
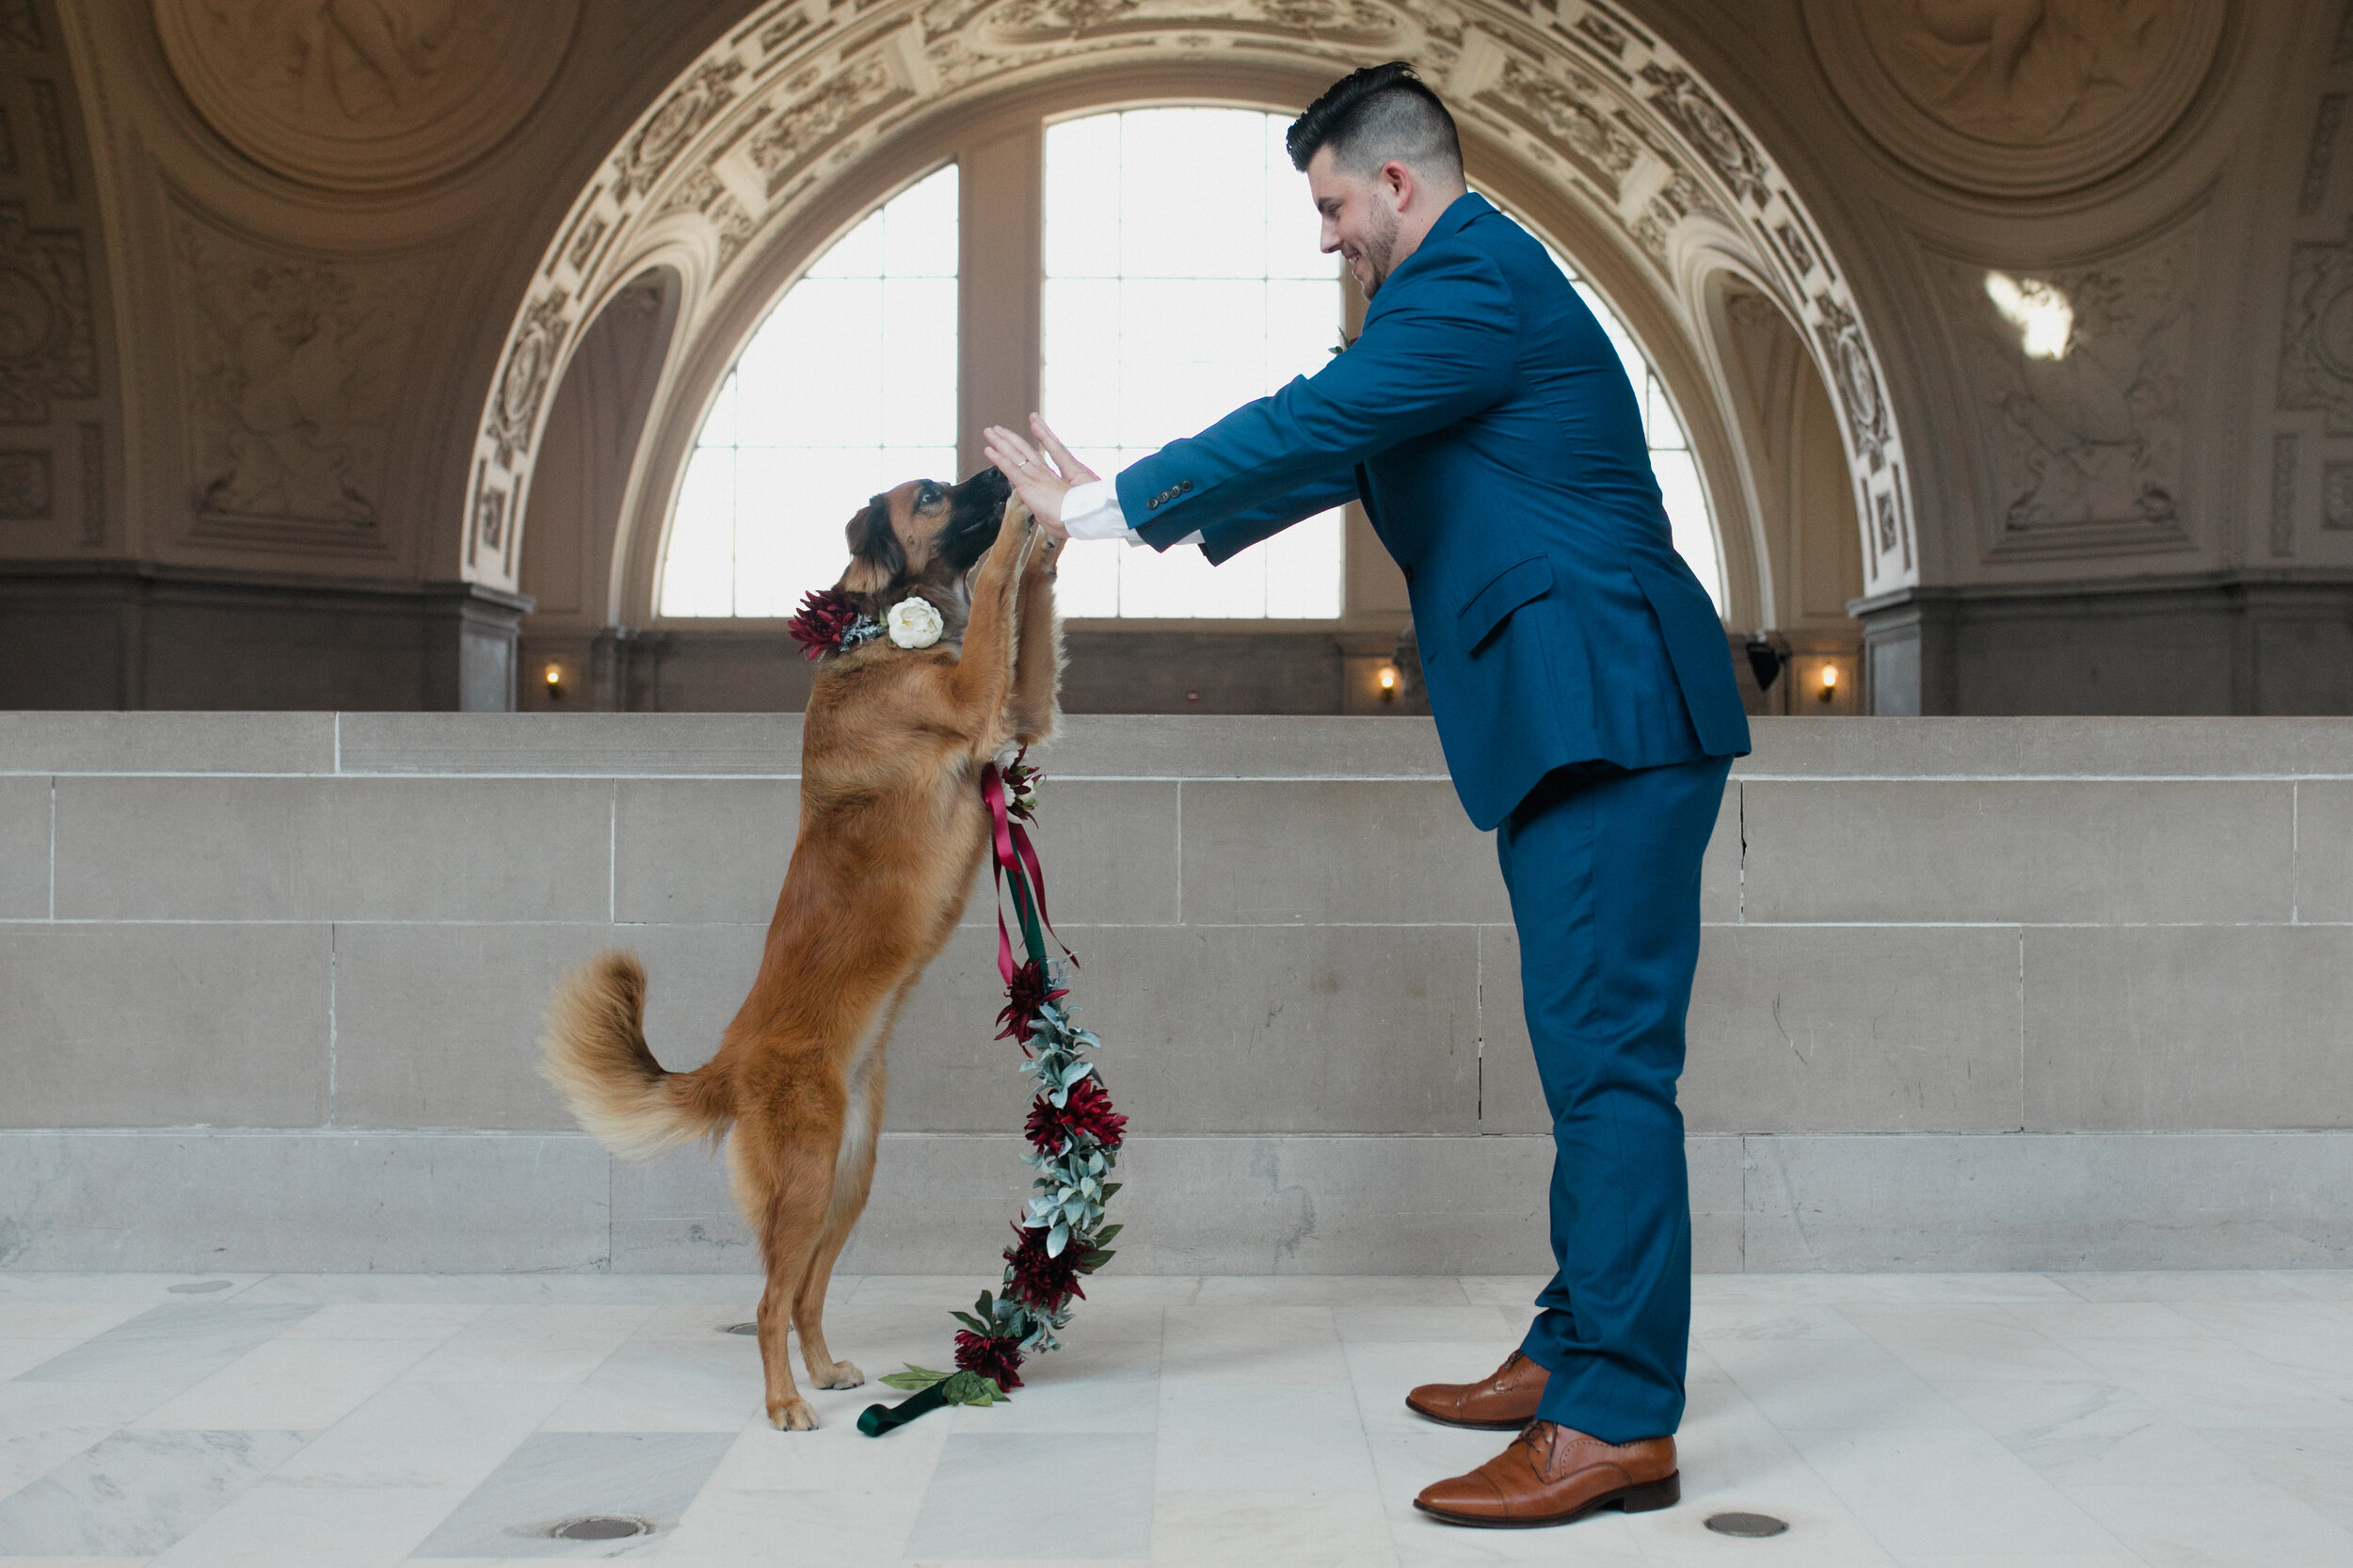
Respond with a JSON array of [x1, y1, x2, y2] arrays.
[[661, 165, 959, 616], [652, 118, 1725, 624]]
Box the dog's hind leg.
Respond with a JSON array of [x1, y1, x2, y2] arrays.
[[792, 1006, 892, 1390], [742, 1123, 839, 1431]]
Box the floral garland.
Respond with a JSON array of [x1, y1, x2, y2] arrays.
[[789, 584, 1124, 1434], [856, 749, 1125, 1435]]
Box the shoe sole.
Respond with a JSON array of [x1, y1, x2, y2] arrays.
[[1403, 1402, 1535, 1432], [1413, 1472, 1680, 1528]]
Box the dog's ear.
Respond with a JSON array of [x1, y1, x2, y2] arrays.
[[839, 497, 903, 595]]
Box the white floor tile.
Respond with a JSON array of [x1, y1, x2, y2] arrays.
[[2169, 1298, 2353, 1380], [2058, 1335, 2353, 1430], [2195, 1426, 2353, 1533], [2063, 1480, 2353, 1567], [2057, 1272, 2319, 1304], [664, 1486, 923, 1563], [1160, 1304, 1347, 1384], [398, 1304, 651, 1384], [1342, 1340, 1529, 1436], [1935, 1378, 2258, 1487], [1839, 1305, 2108, 1384], [1152, 1487, 1398, 1567], [132, 1337, 440, 1432], [0, 1304, 147, 1339], [538, 1337, 766, 1432], [1784, 1427, 2128, 1560], [146, 1482, 465, 1568], [1158, 1382, 1377, 1492], [270, 1304, 487, 1341], [1705, 1339, 1978, 1433], [264, 1381, 570, 1490]]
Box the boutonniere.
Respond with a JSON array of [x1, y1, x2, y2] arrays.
[[1329, 331, 1358, 358], [786, 589, 881, 662], [887, 597, 945, 649]]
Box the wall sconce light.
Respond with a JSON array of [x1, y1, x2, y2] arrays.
[[1817, 664, 1839, 704], [1377, 664, 1399, 704], [545, 663, 566, 702]]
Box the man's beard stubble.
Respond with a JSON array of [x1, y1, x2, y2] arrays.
[[1357, 199, 1401, 299]]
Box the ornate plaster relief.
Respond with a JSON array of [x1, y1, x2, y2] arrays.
[[1804, 0, 2228, 199], [152, 0, 583, 192], [168, 204, 439, 555], [1935, 218, 2199, 560]]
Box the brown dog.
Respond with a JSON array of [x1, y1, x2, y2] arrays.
[[539, 466, 1060, 1430]]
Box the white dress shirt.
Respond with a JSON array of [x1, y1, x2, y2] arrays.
[[1060, 477, 1202, 547]]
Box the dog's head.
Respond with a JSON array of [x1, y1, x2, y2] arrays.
[[836, 467, 1011, 632]]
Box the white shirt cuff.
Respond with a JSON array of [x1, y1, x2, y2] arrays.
[[1061, 477, 1201, 549]]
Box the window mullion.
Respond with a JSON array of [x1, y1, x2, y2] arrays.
[[957, 123, 1045, 482]]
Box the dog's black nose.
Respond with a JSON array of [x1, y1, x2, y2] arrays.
[[963, 465, 1012, 505]]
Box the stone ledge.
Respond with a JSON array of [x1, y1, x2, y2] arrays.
[[5, 1129, 2346, 1275]]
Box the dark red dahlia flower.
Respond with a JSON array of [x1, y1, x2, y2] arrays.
[[1024, 1075, 1126, 1155], [786, 589, 865, 661], [996, 958, 1067, 1045], [952, 1328, 1025, 1390], [1000, 749, 1041, 822], [1002, 1221, 1087, 1313]]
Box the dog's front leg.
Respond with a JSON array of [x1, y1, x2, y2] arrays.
[[1005, 532, 1062, 747], [949, 498, 1036, 760]]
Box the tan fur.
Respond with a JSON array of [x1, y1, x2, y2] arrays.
[[540, 472, 1060, 1431]]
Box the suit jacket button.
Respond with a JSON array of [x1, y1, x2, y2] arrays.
[[1146, 497, 1160, 509], [1179, 480, 1193, 492]]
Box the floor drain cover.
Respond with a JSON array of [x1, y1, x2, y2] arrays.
[[167, 1280, 232, 1294], [724, 1321, 759, 1336], [1705, 1512, 1789, 1538], [550, 1516, 650, 1541]]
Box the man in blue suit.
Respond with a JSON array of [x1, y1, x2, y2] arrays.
[[985, 61, 1748, 1529]]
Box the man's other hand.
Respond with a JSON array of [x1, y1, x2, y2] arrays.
[[984, 416, 1098, 540]]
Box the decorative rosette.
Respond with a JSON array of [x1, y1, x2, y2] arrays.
[[887, 598, 945, 648], [859, 752, 1124, 1436], [786, 589, 881, 662]]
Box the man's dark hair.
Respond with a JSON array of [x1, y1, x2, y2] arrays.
[[1286, 61, 1465, 179]]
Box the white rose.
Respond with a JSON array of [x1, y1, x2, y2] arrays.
[[886, 597, 944, 649]]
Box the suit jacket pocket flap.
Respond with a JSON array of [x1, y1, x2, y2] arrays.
[[1457, 554, 1554, 651]]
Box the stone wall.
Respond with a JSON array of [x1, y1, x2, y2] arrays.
[[2, 713, 2347, 1274]]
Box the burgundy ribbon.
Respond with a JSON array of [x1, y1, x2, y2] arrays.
[[981, 760, 1076, 990]]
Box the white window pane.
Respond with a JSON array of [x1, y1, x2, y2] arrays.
[[699, 373, 737, 448], [660, 447, 736, 616], [881, 277, 957, 440], [1040, 279, 1123, 449], [1265, 280, 1342, 385], [1119, 280, 1268, 447], [1121, 536, 1265, 617], [1117, 110, 1268, 279], [1264, 507, 1343, 617], [881, 166, 959, 278], [1043, 116, 1121, 279], [808, 209, 884, 279], [1264, 119, 1330, 279], [1056, 531, 1120, 616]]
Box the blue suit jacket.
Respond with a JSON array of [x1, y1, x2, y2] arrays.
[[1119, 191, 1751, 830]]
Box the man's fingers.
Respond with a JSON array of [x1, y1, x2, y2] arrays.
[[1029, 416, 1096, 484]]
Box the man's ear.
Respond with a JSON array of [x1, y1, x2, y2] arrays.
[[1381, 159, 1415, 212]]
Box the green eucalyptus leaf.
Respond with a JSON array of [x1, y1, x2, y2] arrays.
[[879, 1364, 952, 1391], [1093, 1224, 1123, 1245], [1048, 1221, 1069, 1256]]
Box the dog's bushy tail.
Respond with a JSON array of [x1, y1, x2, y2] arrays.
[[538, 951, 732, 1160]]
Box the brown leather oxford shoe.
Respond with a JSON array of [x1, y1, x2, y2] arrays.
[[1403, 1350, 1550, 1430], [1414, 1419, 1679, 1528]]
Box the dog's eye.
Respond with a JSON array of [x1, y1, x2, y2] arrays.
[[918, 482, 943, 509]]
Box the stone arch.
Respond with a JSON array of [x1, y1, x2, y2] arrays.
[[462, 0, 1919, 632]]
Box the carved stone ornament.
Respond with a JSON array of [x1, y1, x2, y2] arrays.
[[2281, 216, 2353, 435], [152, 0, 582, 192], [1801, 0, 2228, 198], [486, 289, 570, 471], [0, 202, 98, 424], [172, 210, 428, 550], [1947, 227, 2198, 557]]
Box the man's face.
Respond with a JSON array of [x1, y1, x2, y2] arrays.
[[1306, 147, 1404, 300]]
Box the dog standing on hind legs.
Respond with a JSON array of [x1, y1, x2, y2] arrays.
[[539, 466, 1061, 1430]]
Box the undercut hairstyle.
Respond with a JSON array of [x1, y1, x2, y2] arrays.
[[1286, 61, 1465, 180]]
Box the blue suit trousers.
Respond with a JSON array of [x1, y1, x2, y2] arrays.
[[1495, 752, 1731, 1444]]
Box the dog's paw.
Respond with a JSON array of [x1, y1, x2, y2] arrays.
[[768, 1397, 820, 1432], [811, 1360, 865, 1390]]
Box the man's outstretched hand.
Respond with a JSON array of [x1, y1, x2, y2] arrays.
[[984, 416, 1097, 539]]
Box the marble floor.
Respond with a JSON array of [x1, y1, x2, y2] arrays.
[[0, 1271, 2349, 1566]]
